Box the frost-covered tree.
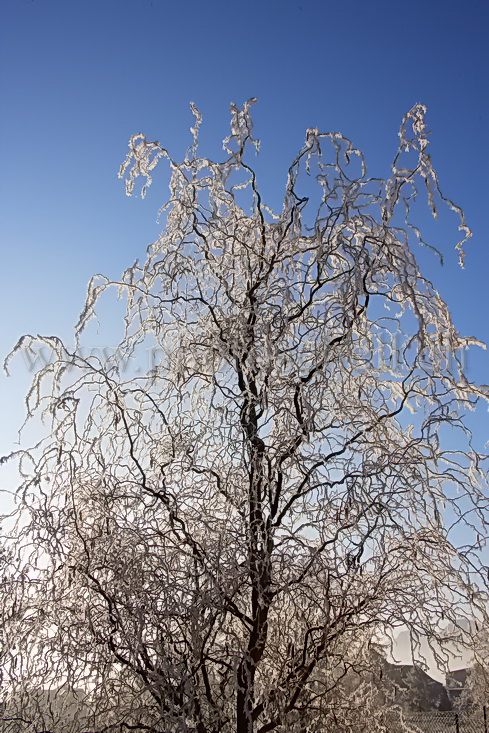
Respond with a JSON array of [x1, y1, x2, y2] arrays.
[[2, 100, 489, 733], [458, 627, 489, 711]]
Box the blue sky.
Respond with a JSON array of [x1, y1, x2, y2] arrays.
[[1, 0, 488, 485]]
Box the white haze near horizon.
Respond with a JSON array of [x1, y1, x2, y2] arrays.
[[389, 622, 474, 683]]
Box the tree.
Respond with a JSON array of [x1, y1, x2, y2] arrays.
[[2, 100, 488, 733], [458, 627, 489, 711]]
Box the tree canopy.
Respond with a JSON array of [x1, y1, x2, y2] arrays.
[[1, 100, 488, 733]]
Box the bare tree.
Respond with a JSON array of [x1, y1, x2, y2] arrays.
[[2, 100, 488, 732]]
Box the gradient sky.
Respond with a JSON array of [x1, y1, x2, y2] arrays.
[[1, 0, 488, 491]]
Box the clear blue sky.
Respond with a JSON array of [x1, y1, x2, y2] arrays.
[[1, 0, 488, 484]]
